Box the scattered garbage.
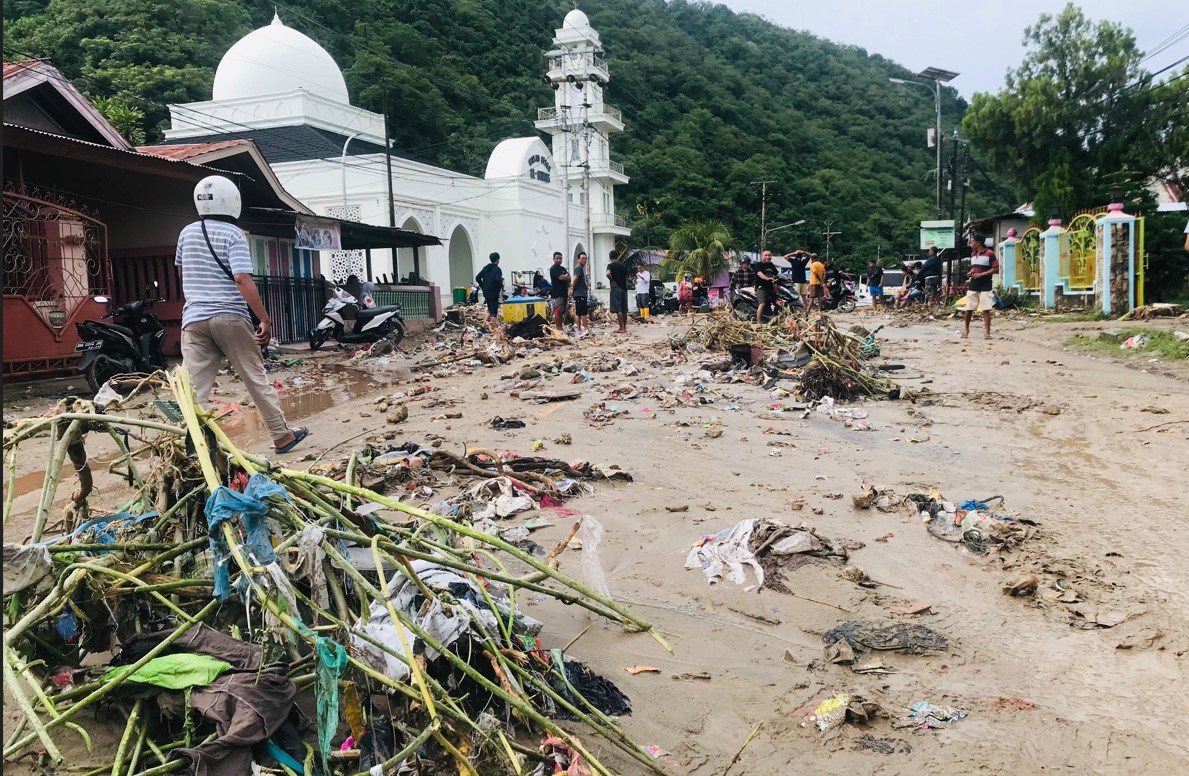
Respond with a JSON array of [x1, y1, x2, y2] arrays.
[[491, 416, 526, 430], [685, 519, 847, 591], [856, 734, 912, 754], [824, 621, 950, 656], [1121, 334, 1148, 349], [899, 701, 969, 729]]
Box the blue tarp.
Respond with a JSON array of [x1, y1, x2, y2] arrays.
[[204, 473, 291, 600]]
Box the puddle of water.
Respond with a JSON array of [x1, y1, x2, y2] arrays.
[[221, 366, 379, 445], [7, 449, 146, 501], [8, 470, 46, 500]]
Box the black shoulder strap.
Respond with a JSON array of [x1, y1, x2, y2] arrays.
[[200, 219, 238, 283]]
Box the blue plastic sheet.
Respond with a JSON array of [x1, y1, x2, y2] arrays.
[[204, 473, 291, 600], [35, 511, 159, 550], [315, 636, 348, 772]]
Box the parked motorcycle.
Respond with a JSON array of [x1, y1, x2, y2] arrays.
[[822, 273, 858, 313], [75, 282, 167, 394], [730, 277, 804, 321], [308, 287, 405, 350], [648, 280, 679, 314]]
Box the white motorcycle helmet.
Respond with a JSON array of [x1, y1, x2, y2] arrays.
[[194, 175, 242, 219]]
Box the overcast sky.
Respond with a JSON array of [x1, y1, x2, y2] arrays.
[[715, 0, 1186, 97]]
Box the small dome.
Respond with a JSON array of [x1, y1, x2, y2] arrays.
[[563, 8, 590, 28], [212, 13, 349, 104]]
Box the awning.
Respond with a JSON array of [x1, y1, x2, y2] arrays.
[[244, 207, 442, 250]]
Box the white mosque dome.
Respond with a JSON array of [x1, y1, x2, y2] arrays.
[[212, 13, 350, 104], [563, 8, 590, 28]]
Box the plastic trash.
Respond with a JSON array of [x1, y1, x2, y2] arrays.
[[577, 516, 610, 598], [1121, 334, 1147, 350], [808, 693, 850, 731]]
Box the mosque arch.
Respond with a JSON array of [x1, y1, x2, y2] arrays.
[[448, 224, 475, 291], [395, 215, 425, 283]]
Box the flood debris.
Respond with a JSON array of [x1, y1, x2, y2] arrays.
[[684, 519, 847, 592], [823, 621, 950, 656], [1, 368, 671, 776]]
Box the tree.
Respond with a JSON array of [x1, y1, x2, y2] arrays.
[[962, 4, 1155, 218], [93, 97, 146, 146], [663, 221, 738, 283]]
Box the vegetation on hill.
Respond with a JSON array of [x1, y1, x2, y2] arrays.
[[7, 0, 1014, 267]]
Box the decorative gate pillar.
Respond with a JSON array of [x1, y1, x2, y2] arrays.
[[1040, 211, 1063, 309], [999, 229, 1018, 290], [1096, 199, 1137, 316]]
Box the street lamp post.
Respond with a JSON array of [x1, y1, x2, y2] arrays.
[[763, 219, 806, 246], [890, 66, 959, 217]]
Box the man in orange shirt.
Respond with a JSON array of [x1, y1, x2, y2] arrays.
[[805, 254, 826, 315]]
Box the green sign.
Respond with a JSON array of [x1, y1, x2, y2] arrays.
[[919, 220, 955, 250]]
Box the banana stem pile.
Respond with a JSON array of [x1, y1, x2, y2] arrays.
[[3, 368, 670, 776]]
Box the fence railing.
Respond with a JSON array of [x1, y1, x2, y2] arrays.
[[371, 285, 432, 319], [255, 275, 330, 344]]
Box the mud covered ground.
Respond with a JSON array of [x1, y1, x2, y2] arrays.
[[4, 310, 1187, 775]]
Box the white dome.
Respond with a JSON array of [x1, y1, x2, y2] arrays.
[[563, 8, 590, 28], [212, 13, 349, 104]]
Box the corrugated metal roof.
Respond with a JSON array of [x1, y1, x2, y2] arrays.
[[136, 140, 252, 160], [3, 60, 45, 79], [5, 123, 242, 173]]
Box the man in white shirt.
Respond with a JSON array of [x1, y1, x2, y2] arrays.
[[634, 264, 652, 319], [1183, 218, 1188, 253]]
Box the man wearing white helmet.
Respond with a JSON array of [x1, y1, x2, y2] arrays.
[[176, 175, 308, 454]]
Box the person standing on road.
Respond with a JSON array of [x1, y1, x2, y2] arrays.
[[921, 247, 943, 303], [634, 263, 652, 320], [476, 252, 504, 327], [606, 249, 629, 333], [805, 253, 826, 315], [754, 250, 779, 323], [787, 250, 810, 296], [177, 176, 308, 455], [962, 234, 999, 340], [677, 272, 694, 316], [867, 260, 885, 308], [548, 251, 570, 330], [570, 251, 591, 337], [1183, 218, 1189, 253]]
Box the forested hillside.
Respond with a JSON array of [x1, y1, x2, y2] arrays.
[[4, 0, 1014, 264]]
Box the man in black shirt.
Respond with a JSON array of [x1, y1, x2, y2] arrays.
[[605, 249, 629, 333], [866, 260, 885, 307], [753, 250, 779, 324], [548, 251, 570, 329], [921, 247, 943, 302], [788, 251, 810, 295], [475, 252, 504, 326]]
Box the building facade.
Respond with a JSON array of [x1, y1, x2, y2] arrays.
[[158, 8, 630, 304]]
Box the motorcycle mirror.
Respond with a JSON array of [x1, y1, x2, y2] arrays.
[[94, 296, 109, 304]]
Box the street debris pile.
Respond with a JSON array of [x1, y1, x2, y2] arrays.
[[2, 370, 670, 776], [684, 519, 849, 593], [676, 313, 901, 401]]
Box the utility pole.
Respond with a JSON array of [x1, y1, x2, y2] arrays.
[[382, 87, 395, 229], [946, 133, 961, 290], [955, 144, 970, 293], [753, 179, 776, 253], [822, 220, 841, 263], [581, 110, 593, 274], [560, 104, 571, 269]]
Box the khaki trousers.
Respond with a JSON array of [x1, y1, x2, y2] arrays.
[[181, 314, 289, 442]]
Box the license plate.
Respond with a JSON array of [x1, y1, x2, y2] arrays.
[[75, 340, 103, 352]]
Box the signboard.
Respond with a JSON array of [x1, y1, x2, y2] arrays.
[[46, 310, 67, 328], [526, 153, 552, 183], [295, 218, 341, 251], [919, 220, 955, 250]]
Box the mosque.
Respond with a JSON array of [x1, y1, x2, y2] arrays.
[[156, 7, 630, 302]]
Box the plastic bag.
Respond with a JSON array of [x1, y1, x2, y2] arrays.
[[808, 693, 850, 731], [577, 516, 610, 598]]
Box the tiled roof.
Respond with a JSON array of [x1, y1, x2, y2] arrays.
[[135, 140, 252, 160]]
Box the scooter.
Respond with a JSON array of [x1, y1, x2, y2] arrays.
[[308, 287, 405, 350], [75, 281, 167, 394], [730, 277, 804, 321], [822, 274, 858, 313]]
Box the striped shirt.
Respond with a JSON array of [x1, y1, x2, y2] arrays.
[[175, 219, 253, 328]]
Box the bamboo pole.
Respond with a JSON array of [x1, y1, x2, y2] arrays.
[[31, 418, 80, 543]]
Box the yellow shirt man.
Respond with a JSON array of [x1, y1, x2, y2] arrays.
[[809, 259, 826, 286]]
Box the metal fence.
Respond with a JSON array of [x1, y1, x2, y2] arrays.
[[255, 275, 330, 344], [371, 285, 432, 319]]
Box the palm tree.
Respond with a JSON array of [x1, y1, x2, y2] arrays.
[[662, 221, 739, 283]]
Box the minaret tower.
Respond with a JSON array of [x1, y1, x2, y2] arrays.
[[536, 7, 630, 277]]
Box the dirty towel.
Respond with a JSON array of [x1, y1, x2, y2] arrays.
[[823, 621, 949, 655], [901, 701, 968, 729]]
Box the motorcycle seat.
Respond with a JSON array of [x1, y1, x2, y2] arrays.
[[356, 305, 399, 319]]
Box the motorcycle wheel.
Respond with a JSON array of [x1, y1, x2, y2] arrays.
[[308, 328, 330, 351], [732, 302, 756, 322], [839, 298, 857, 313], [385, 320, 406, 346], [84, 354, 131, 395]]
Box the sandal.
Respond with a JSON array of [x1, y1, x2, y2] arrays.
[[274, 427, 309, 454]]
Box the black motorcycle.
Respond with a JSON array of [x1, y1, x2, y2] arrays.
[[730, 277, 804, 321], [648, 280, 679, 314], [821, 273, 858, 313], [75, 282, 167, 394]]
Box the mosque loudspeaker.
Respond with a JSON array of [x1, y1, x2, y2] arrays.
[[575, 82, 584, 90], [566, 74, 577, 83], [551, 83, 560, 90], [543, 75, 553, 85], [588, 74, 600, 83]]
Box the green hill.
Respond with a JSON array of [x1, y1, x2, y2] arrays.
[[4, 0, 1013, 266]]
